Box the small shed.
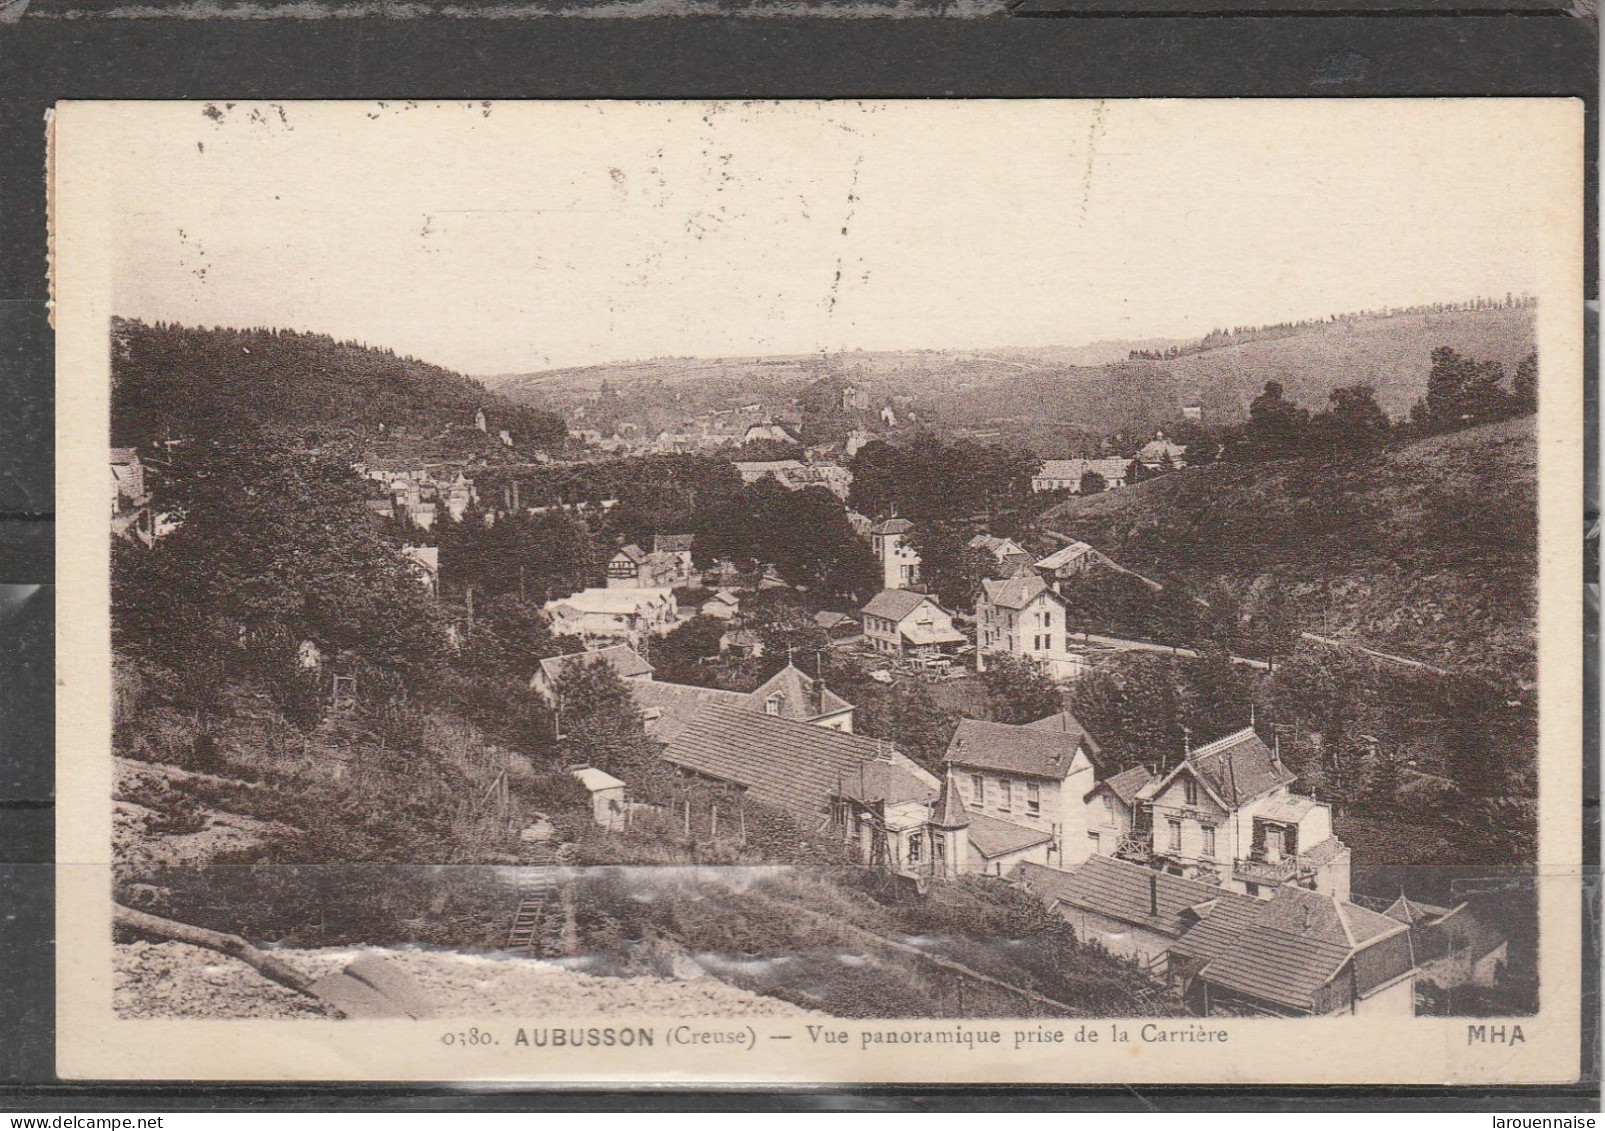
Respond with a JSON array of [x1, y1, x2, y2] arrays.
[[571, 765, 627, 832]]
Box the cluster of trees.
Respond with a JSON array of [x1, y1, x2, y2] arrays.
[[847, 433, 1038, 523], [111, 319, 566, 454], [428, 506, 600, 604], [1406, 347, 1537, 435], [478, 453, 743, 544], [1223, 347, 1537, 462], [693, 479, 880, 600]]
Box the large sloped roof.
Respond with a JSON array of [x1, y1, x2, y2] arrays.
[[1093, 765, 1156, 807], [863, 588, 938, 622], [1034, 541, 1100, 571], [946, 716, 1096, 780], [871, 517, 914, 535], [1169, 884, 1411, 1012], [967, 812, 1055, 859], [979, 573, 1059, 611], [536, 644, 654, 686], [662, 701, 921, 818], [1183, 728, 1297, 808], [1018, 855, 1259, 938], [750, 663, 854, 723], [632, 680, 749, 744]]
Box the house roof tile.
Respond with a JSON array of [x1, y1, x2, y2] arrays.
[[945, 715, 1099, 780], [536, 644, 654, 686], [979, 573, 1059, 611], [1182, 728, 1297, 808], [661, 701, 920, 818], [863, 588, 937, 623], [967, 812, 1055, 859], [1017, 855, 1258, 938]]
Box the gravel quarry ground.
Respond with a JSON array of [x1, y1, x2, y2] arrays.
[[115, 941, 819, 1020]]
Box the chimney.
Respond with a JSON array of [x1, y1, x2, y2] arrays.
[[1149, 870, 1159, 916]]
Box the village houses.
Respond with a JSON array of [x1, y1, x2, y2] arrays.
[[1031, 458, 1129, 494], [943, 711, 1105, 876], [1138, 430, 1189, 471], [968, 534, 1033, 578], [870, 517, 921, 590], [529, 643, 657, 704], [1019, 856, 1417, 1017], [606, 536, 698, 589], [542, 587, 678, 647], [1033, 540, 1105, 592], [975, 573, 1087, 683], [1109, 726, 1352, 901], [861, 589, 965, 663]]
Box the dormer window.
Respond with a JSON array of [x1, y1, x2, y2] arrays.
[[765, 694, 782, 716]]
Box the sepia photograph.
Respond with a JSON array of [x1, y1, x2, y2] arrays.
[[51, 99, 1584, 1084]]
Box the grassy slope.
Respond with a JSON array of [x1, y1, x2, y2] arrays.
[[1046, 417, 1537, 685], [1157, 307, 1535, 420], [487, 307, 1535, 436]]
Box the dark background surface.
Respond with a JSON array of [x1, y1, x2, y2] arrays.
[[0, 8, 1596, 1109]]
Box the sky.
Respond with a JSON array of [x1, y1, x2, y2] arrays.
[[94, 99, 1571, 376]]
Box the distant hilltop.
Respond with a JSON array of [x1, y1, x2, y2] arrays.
[[482, 301, 1536, 446]]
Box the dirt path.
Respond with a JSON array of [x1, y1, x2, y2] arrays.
[[115, 941, 820, 1021]]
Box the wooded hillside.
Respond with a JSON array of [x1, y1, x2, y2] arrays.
[[111, 318, 566, 454]]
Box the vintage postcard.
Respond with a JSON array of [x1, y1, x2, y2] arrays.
[[52, 99, 1584, 1085]]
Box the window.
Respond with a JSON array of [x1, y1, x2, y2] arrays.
[[1102, 794, 1114, 824], [1027, 783, 1041, 816], [1167, 818, 1182, 852], [1201, 825, 1216, 859], [998, 779, 1012, 812], [765, 694, 782, 716], [908, 834, 922, 863], [970, 773, 984, 802], [1182, 777, 1198, 806]]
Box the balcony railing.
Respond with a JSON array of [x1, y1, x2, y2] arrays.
[[1233, 855, 1308, 884], [1113, 833, 1153, 862]]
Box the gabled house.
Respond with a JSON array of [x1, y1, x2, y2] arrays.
[[1138, 432, 1188, 471], [861, 589, 965, 661], [975, 573, 1085, 683], [1167, 882, 1416, 1017], [1124, 727, 1351, 901], [1031, 458, 1129, 494], [1033, 541, 1105, 592], [742, 420, 802, 446], [530, 643, 655, 702], [1085, 765, 1158, 858], [400, 544, 440, 598], [606, 544, 649, 588], [870, 517, 921, 590], [968, 534, 1033, 578], [813, 609, 858, 637], [1018, 854, 1416, 1016], [944, 711, 1105, 875], [661, 700, 925, 825], [110, 447, 155, 547], [1382, 895, 1509, 991], [659, 698, 968, 876], [699, 588, 741, 620], [543, 587, 678, 646], [748, 662, 856, 732], [608, 542, 696, 589]]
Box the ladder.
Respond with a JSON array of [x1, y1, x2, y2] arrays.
[[504, 853, 560, 955]]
